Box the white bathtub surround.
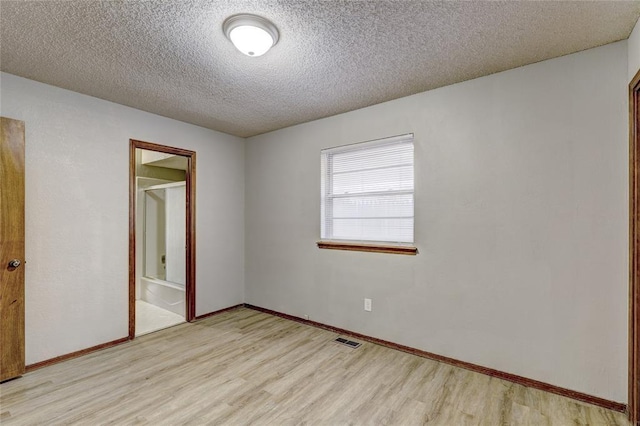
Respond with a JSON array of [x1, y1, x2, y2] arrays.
[[139, 277, 185, 317], [163, 183, 186, 284], [141, 181, 187, 285]]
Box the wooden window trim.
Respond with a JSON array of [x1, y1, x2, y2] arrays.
[[317, 241, 417, 255]]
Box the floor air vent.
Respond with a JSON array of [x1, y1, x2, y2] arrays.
[[334, 337, 362, 348]]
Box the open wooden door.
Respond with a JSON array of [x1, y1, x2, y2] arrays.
[[0, 117, 25, 382]]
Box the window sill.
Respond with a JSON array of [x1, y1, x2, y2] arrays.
[[316, 241, 417, 255]]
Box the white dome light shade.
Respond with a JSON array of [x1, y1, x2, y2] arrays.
[[223, 14, 279, 57], [229, 26, 273, 57]]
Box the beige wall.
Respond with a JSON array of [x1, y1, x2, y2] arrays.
[[0, 31, 633, 404], [0, 72, 245, 365], [245, 41, 628, 402], [629, 16, 640, 81]]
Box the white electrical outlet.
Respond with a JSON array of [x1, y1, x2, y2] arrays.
[[364, 298, 372, 312]]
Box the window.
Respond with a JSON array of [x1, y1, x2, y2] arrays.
[[320, 134, 414, 249]]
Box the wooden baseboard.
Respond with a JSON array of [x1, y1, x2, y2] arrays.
[[22, 304, 242, 374], [25, 337, 129, 373], [194, 304, 244, 320], [244, 304, 627, 413], [20, 303, 627, 414]]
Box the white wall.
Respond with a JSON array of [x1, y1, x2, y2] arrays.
[[629, 17, 640, 81], [0, 72, 245, 365], [245, 41, 628, 402]]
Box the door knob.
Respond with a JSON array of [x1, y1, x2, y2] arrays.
[[8, 259, 21, 268]]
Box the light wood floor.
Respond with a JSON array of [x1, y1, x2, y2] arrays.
[[0, 308, 629, 425]]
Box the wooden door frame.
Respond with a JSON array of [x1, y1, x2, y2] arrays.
[[630, 68, 640, 425], [129, 139, 196, 339]]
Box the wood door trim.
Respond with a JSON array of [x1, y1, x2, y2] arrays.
[[630, 67, 640, 425], [129, 139, 196, 340], [245, 304, 626, 412]]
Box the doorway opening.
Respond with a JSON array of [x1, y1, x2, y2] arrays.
[[129, 140, 196, 339]]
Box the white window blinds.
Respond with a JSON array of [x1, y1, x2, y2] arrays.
[[321, 134, 414, 244]]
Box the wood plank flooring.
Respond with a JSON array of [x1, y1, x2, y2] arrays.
[[0, 308, 630, 425]]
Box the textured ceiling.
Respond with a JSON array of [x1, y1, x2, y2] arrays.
[[1, 1, 639, 138]]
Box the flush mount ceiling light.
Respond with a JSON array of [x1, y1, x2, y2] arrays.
[[223, 14, 279, 57]]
